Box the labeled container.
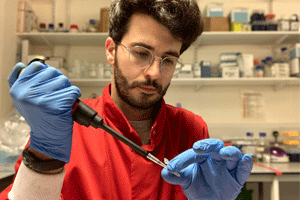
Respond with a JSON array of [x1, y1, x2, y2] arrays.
[[278, 16, 290, 31], [290, 14, 299, 31]]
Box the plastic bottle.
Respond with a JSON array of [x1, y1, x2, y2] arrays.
[[273, 47, 290, 77], [57, 23, 65, 32], [87, 19, 97, 32], [98, 63, 104, 79], [89, 63, 98, 78], [39, 23, 47, 32], [290, 14, 299, 31], [254, 65, 264, 77], [264, 57, 275, 77], [256, 132, 267, 162], [81, 60, 89, 79], [278, 15, 290, 31], [70, 24, 79, 33], [48, 23, 55, 32]]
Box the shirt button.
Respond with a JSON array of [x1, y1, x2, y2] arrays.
[[153, 130, 156, 135]]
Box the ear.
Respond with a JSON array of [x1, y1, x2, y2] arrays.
[[106, 37, 116, 66]]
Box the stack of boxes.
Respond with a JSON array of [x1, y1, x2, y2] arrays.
[[230, 8, 251, 32], [203, 3, 229, 32]]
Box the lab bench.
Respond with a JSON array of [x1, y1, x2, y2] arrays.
[[247, 162, 300, 200], [1, 162, 300, 198]]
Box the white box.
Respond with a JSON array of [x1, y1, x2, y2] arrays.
[[221, 66, 239, 78], [178, 64, 193, 78], [237, 54, 254, 77]]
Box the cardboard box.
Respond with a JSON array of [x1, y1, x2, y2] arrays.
[[17, 1, 32, 33], [100, 8, 110, 32], [203, 17, 229, 32]]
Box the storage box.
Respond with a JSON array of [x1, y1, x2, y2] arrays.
[[231, 22, 251, 32], [219, 63, 239, 78], [230, 8, 250, 23], [99, 8, 110, 32], [205, 3, 223, 17], [200, 61, 211, 77], [203, 17, 229, 32]]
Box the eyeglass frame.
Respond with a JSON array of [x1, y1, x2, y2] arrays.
[[117, 42, 183, 77]]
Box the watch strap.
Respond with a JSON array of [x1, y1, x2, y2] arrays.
[[22, 147, 65, 174]]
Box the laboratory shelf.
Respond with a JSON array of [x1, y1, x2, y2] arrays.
[[17, 31, 300, 47], [70, 77, 300, 89]]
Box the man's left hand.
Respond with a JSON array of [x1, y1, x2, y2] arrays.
[[161, 139, 253, 200]]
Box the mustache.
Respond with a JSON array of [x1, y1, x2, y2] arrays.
[[130, 79, 162, 91]]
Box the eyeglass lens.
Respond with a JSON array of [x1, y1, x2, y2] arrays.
[[129, 46, 178, 76]]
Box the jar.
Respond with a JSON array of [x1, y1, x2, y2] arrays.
[[70, 24, 79, 33], [278, 16, 290, 31], [39, 23, 47, 32], [48, 23, 55, 32], [57, 23, 65, 32], [254, 65, 264, 77], [87, 19, 97, 32]]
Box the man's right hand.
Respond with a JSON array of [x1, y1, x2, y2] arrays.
[[8, 62, 81, 163]]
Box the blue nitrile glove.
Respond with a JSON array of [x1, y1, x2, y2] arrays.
[[161, 139, 253, 200], [8, 62, 81, 163]]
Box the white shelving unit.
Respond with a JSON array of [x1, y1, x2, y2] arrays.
[[17, 31, 300, 90], [17, 31, 300, 47]]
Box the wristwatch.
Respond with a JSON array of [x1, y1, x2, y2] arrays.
[[22, 147, 65, 174]]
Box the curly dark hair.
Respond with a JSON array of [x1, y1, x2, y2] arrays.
[[109, 0, 203, 54]]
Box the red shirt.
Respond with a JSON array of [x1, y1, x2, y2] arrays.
[[0, 84, 209, 200]]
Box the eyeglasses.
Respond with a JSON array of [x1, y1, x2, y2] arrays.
[[118, 43, 182, 77]]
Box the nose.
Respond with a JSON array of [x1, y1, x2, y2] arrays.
[[143, 57, 162, 79]]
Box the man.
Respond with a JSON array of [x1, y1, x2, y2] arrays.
[[1, 0, 253, 199]]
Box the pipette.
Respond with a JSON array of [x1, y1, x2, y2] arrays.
[[20, 59, 180, 177]]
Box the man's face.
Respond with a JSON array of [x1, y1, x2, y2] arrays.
[[109, 13, 182, 110]]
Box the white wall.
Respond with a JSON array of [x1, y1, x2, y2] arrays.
[[0, 0, 18, 122]]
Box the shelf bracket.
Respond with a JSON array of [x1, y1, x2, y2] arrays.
[[274, 35, 289, 46], [41, 36, 54, 54]]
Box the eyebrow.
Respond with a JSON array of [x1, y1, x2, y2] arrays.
[[131, 42, 180, 58]]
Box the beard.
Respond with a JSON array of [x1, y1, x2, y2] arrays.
[[114, 54, 169, 110]]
